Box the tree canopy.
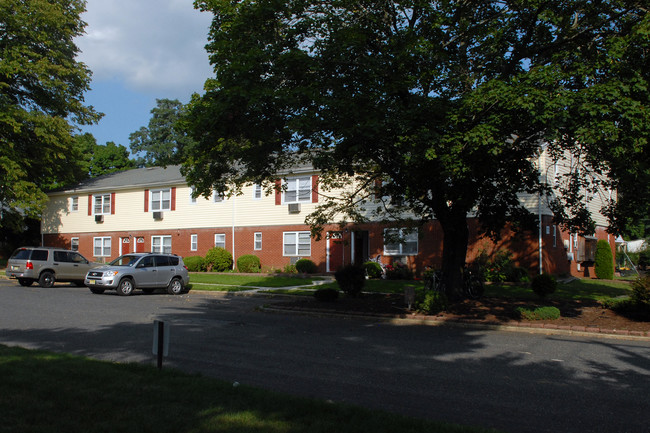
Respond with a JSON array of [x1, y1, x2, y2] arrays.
[[184, 0, 649, 295], [75, 133, 135, 178], [129, 98, 195, 167], [0, 0, 101, 224]]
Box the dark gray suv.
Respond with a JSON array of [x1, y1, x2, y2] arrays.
[[84, 253, 190, 296], [6, 247, 99, 288]]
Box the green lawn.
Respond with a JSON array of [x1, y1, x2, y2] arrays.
[[188, 273, 323, 291], [0, 345, 500, 433]]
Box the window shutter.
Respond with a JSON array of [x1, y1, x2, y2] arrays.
[[171, 187, 176, 211], [311, 175, 319, 203], [144, 189, 149, 212], [275, 179, 282, 205], [88, 194, 92, 216], [111, 193, 116, 214]]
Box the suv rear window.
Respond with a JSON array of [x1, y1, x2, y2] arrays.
[[11, 249, 32, 260]]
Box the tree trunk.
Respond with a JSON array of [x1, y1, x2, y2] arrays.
[[440, 216, 470, 300]]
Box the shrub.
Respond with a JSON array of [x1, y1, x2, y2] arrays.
[[314, 287, 339, 302], [334, 265, 366, 297], [385, 262, 413, 280], [638, 250, 649, 270], [531, 273, 557, 298], [283, 264, 297, 274], [363, 261, 383, 279], [183, 255, 206, 272], [631, 276, 650, 310], [295, 258, 318, 274], [417, 291, 448, 315], [594, 240, 614, 279], [205, 247, 233, 272], [516, 306, 561, 321], [476, 249, 520, 282], [506, 266, 531, 283], [237, 255, 261, 273]]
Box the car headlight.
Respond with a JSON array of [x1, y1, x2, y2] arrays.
[[104, 271, 119, 277]]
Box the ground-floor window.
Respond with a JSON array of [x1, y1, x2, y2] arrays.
[[71, 237, 79, 251], [283, 231, 311, 256], [191, 234, 198, 251], [214, 233, 226, 249], [152, 235, 172, 253], [384, 228, 418, 256], [93, 237, 111, 257], [254, 232, 262, 250]]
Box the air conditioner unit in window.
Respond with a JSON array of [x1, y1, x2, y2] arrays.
[[153, 211, 163, 220], [288, 203, 301, 214], [94, 215, 104, 223]]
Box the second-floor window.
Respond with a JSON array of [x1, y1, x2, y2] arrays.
[[151, 189, 171, 211], [94, 194, 111, 215], [70, 196, 78, 212], [284, 176, 311, 203]]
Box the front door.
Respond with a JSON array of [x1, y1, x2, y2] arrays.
[[120, 237, 131, 255], [327, 231, 345, 272], [135, 237, 145, 253]]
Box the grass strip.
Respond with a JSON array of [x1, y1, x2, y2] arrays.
[[0, 345, 500, 433]]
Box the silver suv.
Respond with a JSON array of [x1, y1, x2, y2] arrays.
[[6, 247, 99, 288], [84, 253, 190, 296]]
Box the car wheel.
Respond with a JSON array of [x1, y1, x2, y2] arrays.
[[116, 278, 134, 296], [38, 271, 55, 288], [18, 278, 34, 287], [89, 287, 105, 294], [167, 278, 184, 295]]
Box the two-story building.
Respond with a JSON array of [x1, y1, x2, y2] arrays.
[[41, 152, 615, 277]]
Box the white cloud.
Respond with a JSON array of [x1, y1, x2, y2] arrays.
[[76, 0, 213, 98]]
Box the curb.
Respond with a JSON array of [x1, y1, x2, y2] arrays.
[[260, 304, 650, 342]]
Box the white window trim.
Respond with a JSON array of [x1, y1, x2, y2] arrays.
[[254, 232, 262, 250], [212, 191, 225, 203], [283, 176, 311, 204], [150, 188, 172, 212], [93, 194, 111, 215], [383, 228, 418, 256], [214, 233, 226, 249], [70, 196, 79, 212], [93, 236, 111, 257], [151, 235, 172, 254], [71, 237, 79, 251], [283, 231, 311, 256], [253, 184, 262, 200], [189, 186, 197, 205], [191, 234, 198, 251]]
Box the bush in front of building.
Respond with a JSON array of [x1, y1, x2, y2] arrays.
[[363, 261, 383, 279], [417, 291, 448, 315], [631, 276, 650, 311], [385, 262, 413, 280], [205, 247, 233, 272], [531, 273, 557, 298], [183, 256, 206, 272], [334, 265, 365, 297], [295, 258, 317, 274], [237, 255, 261, 273], [594, 240, 614, 279]]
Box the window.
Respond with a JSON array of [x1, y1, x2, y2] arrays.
[[253, 184, 262, 200], [93, 194, 111, 215], [94, 237, 111, 257], [191, 234, 198, 251], [213, 191, 225, 203], [384, 228, 418, 256], [152, 235, 172, 253], [283, 231, 311, 256], [70, 196, 78, 212], [214, 233, 226, 249], [71, 237, 79, 251], [284, 177, 311, 203], [189, 187, 197, 205], [151, 189, 171, 211], [254, 232, 262, 250]]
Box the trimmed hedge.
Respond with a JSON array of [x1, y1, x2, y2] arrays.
[[334, 265, 365, 297], [594, 240, 614, 280], [531, 273, 557, 298], [183, 255, 206, 272], [237, 255, 261, 273], [205, 247, 233, 272], [295, 258, 318, 274]]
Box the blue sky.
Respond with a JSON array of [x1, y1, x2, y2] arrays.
[[75, 0, 213, 150]]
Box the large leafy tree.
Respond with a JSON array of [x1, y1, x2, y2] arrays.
[[129, 98, 195, 167], [75, 133, 135, 178], [184, 0, 649, 296], [0, 0, 101, 225]]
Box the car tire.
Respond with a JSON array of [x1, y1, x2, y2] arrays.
[[167, 278, 184, 295], [18, 278, 34, 287], [38, 271, 55, 288], [116, 278, 134, 296], [89, 287, 105, 294]]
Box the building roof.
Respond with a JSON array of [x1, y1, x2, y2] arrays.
[[49, 165, 186, 195]]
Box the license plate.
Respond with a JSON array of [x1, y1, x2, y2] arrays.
[[87, 280, 95, 285], [11, 265, 19, 271]]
